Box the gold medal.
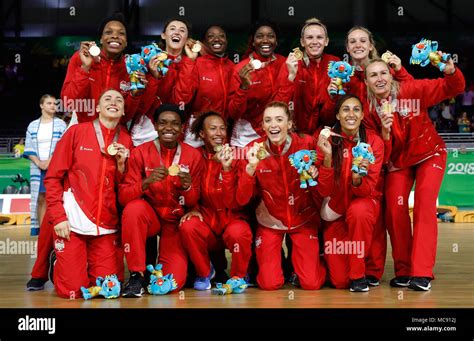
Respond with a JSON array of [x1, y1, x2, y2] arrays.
[[213, 145, 223, 153], [382, 101, 393, 114], [293, 47, 303, 61], [107, 144, 117, 156], [320, 128, 331, 139], [168, 164, 180, 176], [256, 143, 269, 160], [381, 50, 393, 63], [191, 41, 202, 53], [250, 59, 262, 70], [157, 52, 168, 61], [89, 45, 101, 57]]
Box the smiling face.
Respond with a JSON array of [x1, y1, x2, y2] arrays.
[[161, 20, 189, 54], [336, 97, 364, 135], [346, 29, 373, 64], [204, 26, 227, 55], [365, 61, 392, 99], [253, 26, 277, 57], [97, 90, 124, 121], [263, 106, 292, 145], [100, 21, 127, 57], [155, 111, 183, 147], [199, 115, 227, 150], [300, 25, 328, 59]]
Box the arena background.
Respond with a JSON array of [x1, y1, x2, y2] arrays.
[[0, 0, 473, 335]]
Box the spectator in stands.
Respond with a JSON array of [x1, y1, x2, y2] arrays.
[[458, 111, 471, 133], [428, 105, 439, 129], [440, 101, 455, 132], [13, 138, 25, 158], [461, 83, 474, 120]]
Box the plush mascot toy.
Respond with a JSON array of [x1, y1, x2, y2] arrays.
[[288, 149, 318, 188], [81, 274, 121, 300], [327, 61, 354, 95], [211, 277, 248, 295], [141, 43, 172, 77], [351, 141, 375, 176], [409, 38, 451, 72], [125, 53, 147, 93], [146, 264, 178, 295]]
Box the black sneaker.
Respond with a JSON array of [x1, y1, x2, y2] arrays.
[[350, 278, 369, 292], [289, 273, 300, 287], [26, 278, 46, 291], [48, 250, 56, 284], [390, 276, 411, 287], [122, 272, 146, 297], [366, 275, 380, 287], [408, 277, 431, 291], [212, 270, 230, 285]]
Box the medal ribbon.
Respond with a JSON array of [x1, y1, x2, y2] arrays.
[[153, 139, 182, 167], [93, 119, 121, 155]]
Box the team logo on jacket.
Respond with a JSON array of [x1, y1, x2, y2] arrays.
[[54, 239, 65, 253], [79, 146, 94, 152], [259, 169, 272, 173], [202, 76, 213, 82]]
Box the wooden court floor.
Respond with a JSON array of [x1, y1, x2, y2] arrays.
[[0, 223, 472, 308]]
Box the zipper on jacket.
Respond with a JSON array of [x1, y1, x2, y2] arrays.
[[95, 128, 111, 235], [218, 59, 228, 116], [279, 155, 292, 229]]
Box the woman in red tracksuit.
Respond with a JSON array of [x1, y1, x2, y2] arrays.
[[61, 13, 142, 124], [119, 104, 204, 297], [179, 112, 252, 290], [133, 18, 198, 146], [364, 57, 465, 290], [275, 18, 340, 133], [227, 20, 287, 148], [336, 26, 414, 286], [237, 101, 332, 290], [174, 25, 235, 147], [45, 89, 133, 298], [318, 94, 384, 292]]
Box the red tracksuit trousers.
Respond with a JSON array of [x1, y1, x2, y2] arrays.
[[384, 153, 446, 278], [53, 231, 119, 299], [121, 199, 188, 290], [179, 217, 252, 278], [364, 200, 387, 281], [323, 197, 379, 288], [255, 224, 326, 290], [31, 211, 54, 280]]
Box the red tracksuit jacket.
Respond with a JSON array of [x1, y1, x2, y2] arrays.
[[237, 133, 334, 230], [227, 53, 286, 136], [118, 140, 204, 223], [315, 129, 384, 215], [365, 69, 465, 170], [45, 121, 133, 230], [196, 151, 247, 235], [174, 54, 234, 118], [275, 53, 340, 133], [137, 55, 195, 119], [348, 66, 414, 119], [61, 50, 141, 123]]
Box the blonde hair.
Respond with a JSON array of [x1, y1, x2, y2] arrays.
[[346, 26, 379, 61], [301, 18, 328, 38], [364, 59, 400, 111], [264, 101, 291, 119]]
